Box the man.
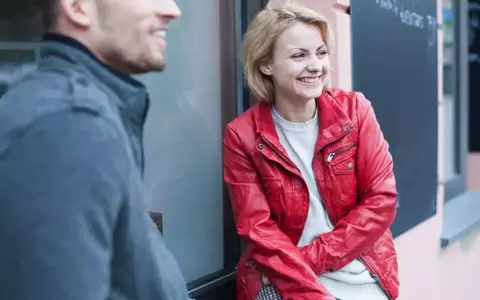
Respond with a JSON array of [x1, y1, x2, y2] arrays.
[[0, 0, 192, 299]]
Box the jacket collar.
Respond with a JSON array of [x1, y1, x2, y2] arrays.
[[40, 33, 149, 127], [254, 90, 354, 154]]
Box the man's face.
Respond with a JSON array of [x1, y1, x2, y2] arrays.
[[86, 0, 181, 74]]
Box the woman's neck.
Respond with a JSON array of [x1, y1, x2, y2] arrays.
[[273, 97, 317, 123]]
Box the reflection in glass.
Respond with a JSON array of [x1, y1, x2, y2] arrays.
[[0, 2, 42, 41], [0, 47, 39, 98], [0, 1, 42, 97], [138, 0, 224, 282]]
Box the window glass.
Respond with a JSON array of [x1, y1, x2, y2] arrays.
[[443, 0, 458, 181], [138, 0, 224, 282], [0, 0, 225, 283]]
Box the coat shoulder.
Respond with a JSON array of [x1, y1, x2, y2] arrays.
[[326, 88, 372, 121], [224, 104, 261, 155]]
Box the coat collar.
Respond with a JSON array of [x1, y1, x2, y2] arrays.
[[41, 33, 149, 127], [253, 90, 354, 155]]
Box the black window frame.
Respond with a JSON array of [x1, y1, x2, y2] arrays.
[[238, 0, 269, 113]]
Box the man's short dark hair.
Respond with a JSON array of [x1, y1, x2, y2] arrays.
[[35, 0, 58, 30]]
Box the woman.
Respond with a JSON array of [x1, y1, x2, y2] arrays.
[[223, 2, 399, 300]]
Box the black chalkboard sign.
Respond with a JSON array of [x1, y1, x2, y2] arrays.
[[351, 0, 438, 237], [469, 1, 480, 151]]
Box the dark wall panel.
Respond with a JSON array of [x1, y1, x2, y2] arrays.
[[469, 1, 480, 151], [351, 0, 438, 237]]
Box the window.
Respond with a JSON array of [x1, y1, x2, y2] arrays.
[[237, 0, 269, 113], [439, 0, 477, 248], [0, 1, 244, 297], [141, 0, 224, 282], [140, 0, 241, 288], [442, 0, 468, 201], [443, 0, 458, 183], [0, 0, 243, 295]]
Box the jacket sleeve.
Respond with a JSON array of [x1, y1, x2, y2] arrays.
[[223, 126, 335, 300], [300, 92, 398, 275]]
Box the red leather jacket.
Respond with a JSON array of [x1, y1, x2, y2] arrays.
[[223, 89, 399, 300]]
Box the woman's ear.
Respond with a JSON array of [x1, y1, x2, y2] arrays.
[[259, 64, 272, 76]]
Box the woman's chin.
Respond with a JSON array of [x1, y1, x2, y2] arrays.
[[298, 89, 324, 101]]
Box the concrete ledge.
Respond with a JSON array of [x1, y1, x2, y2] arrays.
[[440, 191, 480, 247]]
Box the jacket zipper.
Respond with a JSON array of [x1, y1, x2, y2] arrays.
[[312, 130, 351, 229], [139, 96, 149, 177], [326, 143, 356, 163], [131, 123, 145, 176]]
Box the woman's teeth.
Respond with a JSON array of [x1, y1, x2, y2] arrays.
[[298, 77, 319, 83]]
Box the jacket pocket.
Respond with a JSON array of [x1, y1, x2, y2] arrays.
[[328, 144, 358, 196]]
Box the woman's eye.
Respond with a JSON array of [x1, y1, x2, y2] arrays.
[[317, 50, 328, 56], [291, 53, 305, 59]]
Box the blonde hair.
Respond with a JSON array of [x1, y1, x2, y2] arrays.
[[243, 1, 335, 104]]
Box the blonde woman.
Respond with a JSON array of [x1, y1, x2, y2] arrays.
[[223, 2, 399, 300]]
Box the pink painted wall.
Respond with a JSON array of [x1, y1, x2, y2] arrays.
[[268, 1, 480, 299], [468, 153, 480, 190]]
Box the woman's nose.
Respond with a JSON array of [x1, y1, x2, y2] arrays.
[[307, 58, 324, 72]]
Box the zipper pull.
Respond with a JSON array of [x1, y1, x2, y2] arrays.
[[327, 152, 335, 162]]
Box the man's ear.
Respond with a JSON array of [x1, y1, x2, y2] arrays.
[[58, 0, 93, 28], [260, 64, 272, 76]]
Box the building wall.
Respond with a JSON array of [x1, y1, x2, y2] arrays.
[[269, 0, 480, 299], [468, 153, 480, 189]]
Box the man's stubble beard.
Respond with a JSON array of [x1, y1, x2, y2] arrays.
[[96, 6, 167, 74]]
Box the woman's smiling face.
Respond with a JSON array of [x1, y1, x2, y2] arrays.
[[264, 21, 331, 104]]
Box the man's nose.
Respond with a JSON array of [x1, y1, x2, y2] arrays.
[[156, 0, 182, 20]]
